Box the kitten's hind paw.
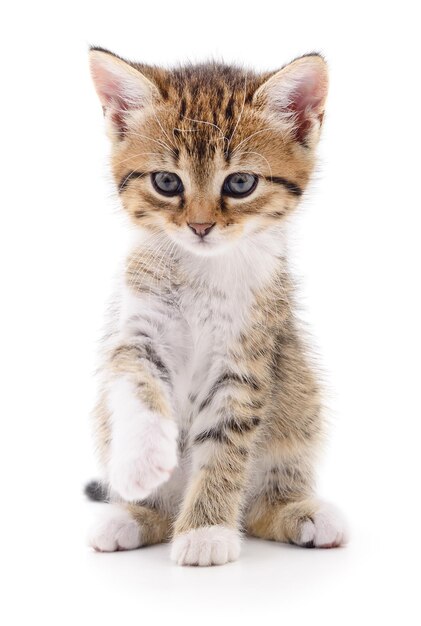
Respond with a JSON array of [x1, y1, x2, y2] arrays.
[[88, 505, 143, 552], [171, 526, 241, 566], [295, 502, 348, 549]]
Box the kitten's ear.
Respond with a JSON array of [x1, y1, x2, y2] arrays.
[[89, 48, 160, 139], [254, 54, 328, 146]]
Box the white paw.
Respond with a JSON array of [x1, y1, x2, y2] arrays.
[[171, 526, 241, 566], [88, 505, 143, 552], [109, 412, 178, 502], [299, 503, 348, 548]]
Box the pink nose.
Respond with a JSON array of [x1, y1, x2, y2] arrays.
[[188, 222, 216, 237]]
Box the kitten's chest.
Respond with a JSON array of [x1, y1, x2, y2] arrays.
[[180, 276, 254, 351], [171, 278, 254, 421], [174, 250, 280, 367]]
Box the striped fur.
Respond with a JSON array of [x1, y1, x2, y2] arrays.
[[87, 49, 347, 565]]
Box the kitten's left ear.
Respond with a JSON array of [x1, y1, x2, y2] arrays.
[[89, 48, 161, 139], [254, 54, 328, 146]]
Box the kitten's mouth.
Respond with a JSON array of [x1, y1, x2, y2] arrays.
[[188, 231, 217, 248], [167, 226, 235, 257], [191, 238, 216, 252], [176, 234, 227, 257]]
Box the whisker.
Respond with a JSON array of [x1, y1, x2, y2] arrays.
[[235, 150, 273, 181], [179, 115, 228, 141], [230, 127, 274, 156], [149, 101, 179, 150], [112, 151, 164, 167]]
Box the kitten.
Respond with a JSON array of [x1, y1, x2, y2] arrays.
[[86, 48, 347, 566]]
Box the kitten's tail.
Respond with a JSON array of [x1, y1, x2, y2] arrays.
[[84, 479, 109, 503]]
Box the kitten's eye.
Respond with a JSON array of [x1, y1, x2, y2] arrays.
[[222, 172, 258, 198], [152, 171, 184, 196]]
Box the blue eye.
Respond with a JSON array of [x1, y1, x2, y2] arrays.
[[152, 171, 184, 196], [223, 173, 258, 197]]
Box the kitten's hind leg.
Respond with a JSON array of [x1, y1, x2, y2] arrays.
[[88, 502, 171, 552], [246, 496, 347, 549]]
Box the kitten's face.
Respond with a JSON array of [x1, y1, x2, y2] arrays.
[[90, 51, 328, 256]]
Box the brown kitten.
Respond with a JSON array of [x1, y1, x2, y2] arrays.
[[86, 48, 347, 565]]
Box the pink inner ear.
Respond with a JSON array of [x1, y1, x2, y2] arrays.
[[101, 78, 125, 107], [91, 60, 143, 111], [287, 69, 326, 144], [94, 72, 130, 134], [91, 58, 142, 136]]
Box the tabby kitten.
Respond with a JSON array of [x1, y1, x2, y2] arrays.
[[86, 48, 347, 566]]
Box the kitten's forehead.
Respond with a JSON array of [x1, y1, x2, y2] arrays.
[[138, 62, 266, 115], [136, 63, 270, 165]]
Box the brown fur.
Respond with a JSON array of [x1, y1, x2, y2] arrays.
[[91, 49, 321, 235], [89, 49, 343, 555]]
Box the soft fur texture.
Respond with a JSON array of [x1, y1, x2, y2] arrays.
[[87, 48, 346, 566]]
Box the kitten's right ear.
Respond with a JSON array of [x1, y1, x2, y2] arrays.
[[89, 48, 160, 139]]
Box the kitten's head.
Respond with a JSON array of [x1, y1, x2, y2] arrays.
[[90, 48, 328, 256]]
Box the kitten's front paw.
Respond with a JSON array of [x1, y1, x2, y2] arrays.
[[109, 414, 178, 502], [171, 526, 241, 566]]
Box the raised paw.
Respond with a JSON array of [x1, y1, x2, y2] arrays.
[[88, 505, 143, 552], [171, 526, 241, 566], [296, 503, 348, 548], [109, 412, 178, 502]]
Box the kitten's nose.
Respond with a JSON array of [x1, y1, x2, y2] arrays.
[[188, 222, 216, 238]]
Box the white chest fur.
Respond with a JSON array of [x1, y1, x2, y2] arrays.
[[104, 228, 285, 510], [117, 228, 285, 426]]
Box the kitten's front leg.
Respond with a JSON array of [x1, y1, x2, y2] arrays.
[[107, 376, 177, 502], [171, 370, 265, 566], [103, 290, 180, 502]]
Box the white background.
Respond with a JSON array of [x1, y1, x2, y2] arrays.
[[1, 1, 420, 624]]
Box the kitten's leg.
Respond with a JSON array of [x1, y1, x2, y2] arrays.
[[88, 502, 171, 552], [106, 373, 177, 502], [246, 491, 347, 548], [171, 372, 265, 566], [170, 448, 246, 566], [99, 286, 182, 503], [244, 321, 347, 548]]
